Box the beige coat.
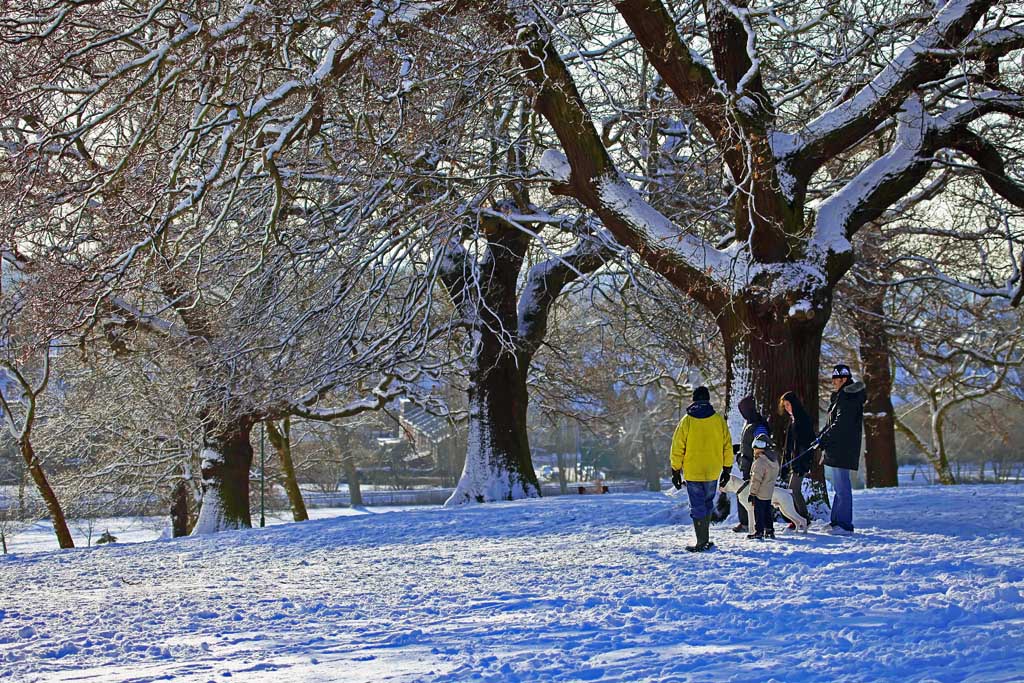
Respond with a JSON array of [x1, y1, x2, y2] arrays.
[[748, 450, 780, 501]]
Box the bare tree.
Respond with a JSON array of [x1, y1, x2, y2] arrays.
[[455, 0, 1024, 478], [891, 291, 1023, 483], [0, 346, 73, 549]]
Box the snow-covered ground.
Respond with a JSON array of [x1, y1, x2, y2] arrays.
[[2, 485, 1023, 682], [2, 506, 415, 556]]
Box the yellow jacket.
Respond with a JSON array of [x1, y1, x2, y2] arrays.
[[670, 404, 734, 482]]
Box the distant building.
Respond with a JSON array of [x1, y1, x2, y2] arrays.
[[396, 400, 453, 468]]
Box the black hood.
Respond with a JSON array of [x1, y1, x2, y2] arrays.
[[738, 396, 761, 423], [686, 401, 716, 419]]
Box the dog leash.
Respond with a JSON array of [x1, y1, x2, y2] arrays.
[[778, 442, 820, 472]]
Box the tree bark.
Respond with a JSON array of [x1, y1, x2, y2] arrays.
[[265, 418, 309, 522], [20, 437, 74, 549], [192, 418, 255, 534], [343, 455, 363, 507], [853, 294, 900, 487], [640, 419, 661, 492], [170, 478, 190, 537], [445, 332, 541, 505], [720, 304, 830, 502]]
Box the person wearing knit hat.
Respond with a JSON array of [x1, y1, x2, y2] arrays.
[[669, 386, 734, 552], [747, 433, 780, 540], [818, 363, 866, 535]]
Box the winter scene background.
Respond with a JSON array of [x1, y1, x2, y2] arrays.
[[1, 1, 1024, 681]]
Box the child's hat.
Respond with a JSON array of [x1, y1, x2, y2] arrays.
[[752, 434, 770, 450]]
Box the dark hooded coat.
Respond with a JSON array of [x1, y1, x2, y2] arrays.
[[818, 380, 867, 470]]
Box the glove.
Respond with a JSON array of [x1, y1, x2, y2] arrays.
[[718, 466, 731, 489], [671, 469, 682, 490], [747, 494, 754, 504]]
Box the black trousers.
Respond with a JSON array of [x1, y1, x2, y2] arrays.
[[753, 498, 774, 534]]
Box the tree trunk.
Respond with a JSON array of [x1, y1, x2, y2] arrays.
[[265, 418, 309, 522], [853, 294, 900, 487], [445, 335, 541, 505], [21, 437, 74, 549], [930, 412, 957, 485], [641, 425, 661, 492], [170, 478, 190, 537], [343, 455, 363, 507], [721, 305, 829, 502], [192, 418, 255, 534]]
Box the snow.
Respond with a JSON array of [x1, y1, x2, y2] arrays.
[[538, 149, 571, 183], [7, 485, 1022, 681], [787, 299, 813, 319], [189, 487, 225, 536], [726, 353, 751, 444], [443, 399, 538, 506], [595, 173, 752, 288], [797, 0, 983, 153], [810, 96, 927, 259]]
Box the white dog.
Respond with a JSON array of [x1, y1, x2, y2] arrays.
[[721, 475, 808, 532]]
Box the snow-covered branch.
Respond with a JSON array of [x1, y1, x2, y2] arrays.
[[791, 0, 996, 177]]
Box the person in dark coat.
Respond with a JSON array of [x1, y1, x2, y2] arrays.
[[734, 396, 770, 533], [817, 364, 866, 534], [778, 391, 814, 527]]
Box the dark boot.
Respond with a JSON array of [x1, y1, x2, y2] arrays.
[[765, 528, 776, 539], [701, 515, 715, 550], [686, 519, 704, 552], [732, 523, 748, 533]]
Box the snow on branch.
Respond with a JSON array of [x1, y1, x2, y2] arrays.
[[517, 228, 617, 354], [811, 98, 925, 265], [791, 0, 994, 173], [102, 297, 189, 340], [593, 167, 752, 291], [812, 89, 1024, 269], [286, 374, 411, 422]]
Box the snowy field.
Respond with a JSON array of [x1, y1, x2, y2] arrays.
[[2, 506, 415, 556], [2, 485, 1024, 682]]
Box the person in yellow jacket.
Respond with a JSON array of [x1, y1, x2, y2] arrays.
[[670, 386, 734, 552]]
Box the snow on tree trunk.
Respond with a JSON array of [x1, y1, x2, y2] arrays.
[[445, 334, 540, 506], [192, 420, 255, 534], [721, 303, 829, 503]]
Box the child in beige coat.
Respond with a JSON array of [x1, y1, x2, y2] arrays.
[[747, 434, 781, 539]]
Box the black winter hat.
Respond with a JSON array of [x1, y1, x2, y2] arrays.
[[831, 364, 853, 379], [692, 386, 711, 402]]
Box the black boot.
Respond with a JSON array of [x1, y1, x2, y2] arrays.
[[686, 519, 705, 552], [701, 515, 715, 550]]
